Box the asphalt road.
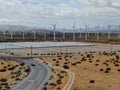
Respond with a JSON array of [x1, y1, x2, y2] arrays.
[[11, 59, 51, 90], [38, 60, 75, 90]]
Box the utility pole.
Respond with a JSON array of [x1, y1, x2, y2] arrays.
[[66, 46, 68, 55], [111, 42, 113, 53], [31, 46, 33, 60], [60, 47, 62, 54]]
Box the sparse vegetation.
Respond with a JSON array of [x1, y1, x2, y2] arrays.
[[35, 47, 120, 90], [89, 80, 95, 83], [63, 65, 69, 69], [0, 60, 30, 90]]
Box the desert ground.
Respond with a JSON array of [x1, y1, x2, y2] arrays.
[[33, 44, 120, 90], [1, 43, 120, 90], [0, 60, 30, 90], [35, 51, 120, 90]]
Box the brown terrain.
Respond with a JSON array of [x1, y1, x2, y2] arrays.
[[0, 60, 30, 90], [1, 43, 120, 90], [35, 50, 120, 90]]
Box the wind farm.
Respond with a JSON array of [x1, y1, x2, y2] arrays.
[[0, 23, 120, 90], [0, 24, 120, 43], [0, 0, 120, 90]]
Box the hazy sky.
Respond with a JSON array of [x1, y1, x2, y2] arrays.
[[0, 0, 120, 28]]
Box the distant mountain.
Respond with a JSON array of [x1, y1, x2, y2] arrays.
[[0, 25, 61, 34], [1, 24, 119, 33], [0, 25, 35, 31]]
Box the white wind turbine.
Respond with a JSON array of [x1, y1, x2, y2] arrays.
[[73, 21, 76, 41], [22, 31, 25, 39], [62, 28, 65, 39], [44, 32, 46, 40], [43, 29, 47, 40], [10, 30, 13, 39], [84, 24, 88, 41], [107, 25, 111, 39], [51, 23, 57, 41], [3, 30, 6, 39], [33, 31, 36, 39], [79, 27, 82, 38], [96, 25, 100, 42]]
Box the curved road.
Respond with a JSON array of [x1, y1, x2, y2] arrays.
[[38, 60, 75, 90], [11, 59, 51, 90]]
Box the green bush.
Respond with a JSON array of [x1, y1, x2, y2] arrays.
[[89, 80, 95, 83], [25, 68, 30, 73], [63, 65, 69, 69], [0, 79, 7, 82], [42, 87, 47, 90], [117, 69, 120, 72], [20, 62, 25, 66], [100, 68, 104, 71], [56, 79, 62, 84]]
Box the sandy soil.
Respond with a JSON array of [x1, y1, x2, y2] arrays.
[[0, 60, 30, 90], [46, 68, 68, 90], [4, 43, 120, 57], [1, 43, 120, 90], [35, 49, 120, 90]]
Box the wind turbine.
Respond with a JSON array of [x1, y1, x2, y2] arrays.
[[84, 24, 88, 41], [62, 28, 65, 39], [44, 31, 46, 40], [10, 30, 13, 39], [3, 30, 6, 39], [51, 23, 57, 41], [33, 31, 36, 39], [73, 21, 76, 41], [107, 25, 111, 39], [22, 31, 25, 39], [79, 27, 82, 38], [96, 25, 100, 42]]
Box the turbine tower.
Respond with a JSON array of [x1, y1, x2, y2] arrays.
[[62, 28, 65, 39], [44, 32, 46, 40], [51, 23, 57, 41], [108, 25, 111, 39], [96, 25, 100, 42], [73, 21, 76, 41], [79, 27, 82, 38], [33, 31, 36, 39], [10, 30, 13, 39], [84, 24, 88, 41], [22, 31, 25, 39], [3, 30, 6, 39]]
